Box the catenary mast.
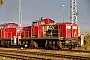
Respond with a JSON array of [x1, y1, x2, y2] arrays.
[[19, 0, 22, 27], [70, 0, 77, 24]]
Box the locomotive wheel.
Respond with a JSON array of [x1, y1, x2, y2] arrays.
[[45, 40, 51, 49], [52, 44, 57, 49], [52, 41, 57, 49], [68, 43, 73, 49], [68, 46, 72, 49], [5, 41, 10, 48], [30, 40, 38, 48], [45, 40, 60, 50], [52, 41, 60, 50], [21, 40, 29, 48], [29, 40, 34, 48], [21, 41, 25, 47], [33, 41, 38, 48], [57, 41, 62, 49], [45, 44, 52, 49], [45, 45, 50, 49]]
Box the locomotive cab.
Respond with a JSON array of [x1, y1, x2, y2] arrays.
[[0, 22, 22, 47], [31, 18, 55, 38], [0, 22, 18, 38]]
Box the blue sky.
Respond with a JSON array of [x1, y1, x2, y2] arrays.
[[0, 0, 90, 32]]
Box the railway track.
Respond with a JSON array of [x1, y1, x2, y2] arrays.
[[0, 51, 90, 60], [0, 52, 58, 60], [18, 48, 90, 54], [0, 48, 90, 60], [57, 49, 90, 53], [16, 51, 90, 60], [1, 47, 90, 53]]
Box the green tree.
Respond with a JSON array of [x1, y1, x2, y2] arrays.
[[0, 0, 3, 6], [84, 33, 90, 49]]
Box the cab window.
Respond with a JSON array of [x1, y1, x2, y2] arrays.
[[33, 22, 37, 26], [0, 24, 3, 29], [40, 21, 45, 25], [50, 22, 53, 24], [6, 24, 10, 28], [12, 24, 16, 28]]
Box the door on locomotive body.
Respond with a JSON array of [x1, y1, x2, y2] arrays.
[[32, 21, 39, 38], [60, 23, 65, 37]]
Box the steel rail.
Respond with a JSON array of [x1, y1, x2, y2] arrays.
[[0, 48, 89, 60]]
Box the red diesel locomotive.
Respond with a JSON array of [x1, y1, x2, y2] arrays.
[[0, 22, 23, 47], [0, 18, 81, 49]]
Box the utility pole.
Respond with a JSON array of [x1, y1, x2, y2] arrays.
[[62, 5, 65, 23], [70, 0, 77, 24], [18, 0, 22, 45], [19, 0, 22, 27]]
